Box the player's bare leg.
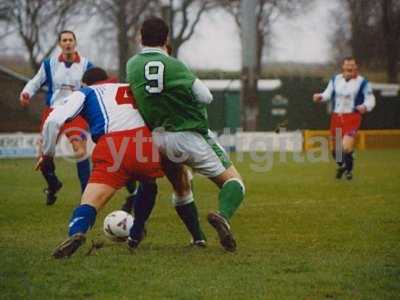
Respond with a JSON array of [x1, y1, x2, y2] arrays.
[[70, 139, 87, 159], [207, 166, 245, 252], [53, 183, 116, 259], [160, 154, 206, 247]]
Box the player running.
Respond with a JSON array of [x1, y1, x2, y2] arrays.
[[20, 30, 92, 204], [127, 17, 245, 252], [313, 57, 376, 179]]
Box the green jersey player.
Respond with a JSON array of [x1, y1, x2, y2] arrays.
[[126, 46, 208, 134], [127, 17, 245, 252]]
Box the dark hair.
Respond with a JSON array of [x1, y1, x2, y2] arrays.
[[82, 67, 108, 86], [140, 17, 169, 47], [343, 56, 357, 64], [58, 30, 77, 42]]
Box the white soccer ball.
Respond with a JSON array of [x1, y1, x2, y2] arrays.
[[103, 210, 134, 242]]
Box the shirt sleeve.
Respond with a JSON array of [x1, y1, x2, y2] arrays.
[[362, 82, 376, 112], [21, 62, 47, 98], [192, 78, 213, 104], [86, 60, 94, 70], [320, 78, 334, 102], [42, 91, 86, 156]]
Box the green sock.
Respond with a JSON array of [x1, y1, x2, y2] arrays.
[[175, 201, 205, 241], [218, 180, 245, 220]]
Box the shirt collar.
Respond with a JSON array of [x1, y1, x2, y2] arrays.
[[141, 47, 168, 56], [58, 52, 81, 63]]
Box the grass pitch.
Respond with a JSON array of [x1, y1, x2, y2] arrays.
[[0, 150, 399, 299]]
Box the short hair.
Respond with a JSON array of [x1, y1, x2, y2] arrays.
[[82, 67, 108, 86], [58, 30, 77, 42], [140, 17, 169, 47], [343, 56, 357, 64]]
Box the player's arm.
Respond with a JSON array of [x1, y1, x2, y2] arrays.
[[174, 59, 213, 104], [20, 62, 47, 107], [192, 79, 213, 104], [356, 82, 376, 113], [41, 91, 86, 157], [313, 78, 334, 103]]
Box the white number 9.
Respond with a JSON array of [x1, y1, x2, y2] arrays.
[[145, 61, 164, 93]]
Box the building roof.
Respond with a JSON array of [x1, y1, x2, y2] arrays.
[[203, 79, 282, 91]]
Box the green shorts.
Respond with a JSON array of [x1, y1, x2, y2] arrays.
[[153, 130, 232, 177]]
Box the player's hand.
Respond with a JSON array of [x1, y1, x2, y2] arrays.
[[356, 105, 367, 114], [35, 155, 44, 171], [19, 92, 30, 107], [313, 93, 323, 103]]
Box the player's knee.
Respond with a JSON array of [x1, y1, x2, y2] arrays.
[[171, 190, 194, 207], [71, 140, 87, 158], [342, 145, 353, 154], [213, 166, 242, 188]]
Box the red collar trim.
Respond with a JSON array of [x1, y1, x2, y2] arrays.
[[58, 52, 81, 63]]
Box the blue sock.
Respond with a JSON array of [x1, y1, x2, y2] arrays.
[[344, 152, 354, 172], [68, 204, 97, 236], [76, 159, 90, 193], [126, 181, 137, 194], [130, 181, 157, 239]]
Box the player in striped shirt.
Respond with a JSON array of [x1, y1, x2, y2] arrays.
[[20, 30, 93, 204], [313, 57, 376, 179], [40, 68, 206, 258]]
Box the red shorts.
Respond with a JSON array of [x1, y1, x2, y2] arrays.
[[89, 127, 164, 189], [330, 113, 362, 140], [40, 107, 88, 140]]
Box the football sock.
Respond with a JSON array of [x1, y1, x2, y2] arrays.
[[122, 194, 135, 213], [218, 179, 245, 220], [121, 181, 138, 213], [130, 181, 157, 239], [76, 159, 90, 193], [173, 193, 205, 241], [332, 150, 343, 167], [126, 181, 137, 194], [68, 204, 97, 236], [40, 158, 61, 190], [344, 151, 354, 172]]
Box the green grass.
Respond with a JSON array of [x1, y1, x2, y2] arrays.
[[1, 150, 400, 299]]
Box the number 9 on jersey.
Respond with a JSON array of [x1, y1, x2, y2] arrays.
[[145, 61, 164, 94]]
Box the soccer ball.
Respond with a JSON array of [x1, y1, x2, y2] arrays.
[[103, 210, 134, 242]]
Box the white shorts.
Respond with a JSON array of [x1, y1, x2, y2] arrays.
[[153, 130, 232, 178]]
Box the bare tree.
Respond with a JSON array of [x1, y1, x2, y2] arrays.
[[159, 0, 216, 57], [1, 0, 81, 72], [219, 0, 313, 76], [334, 0, 400, 82], [217, 0, 313, 130], [93, 0, 157, 81], [380, 0, 400, 82], [0, 3, 13, 41], [330, 7, 352, 64]]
